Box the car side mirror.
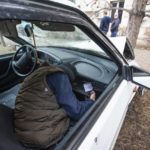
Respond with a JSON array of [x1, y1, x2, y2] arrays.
[[131, 66, 150, 89], [123, 40, 135, 60]]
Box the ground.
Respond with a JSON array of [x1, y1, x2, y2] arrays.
[[114, 49, 150, 150]]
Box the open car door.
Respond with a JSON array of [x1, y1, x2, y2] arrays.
[[131, 66, 150, 89]]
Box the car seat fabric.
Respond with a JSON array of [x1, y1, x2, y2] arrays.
[[0, 104, 57, 150], [14, 66, 70, 149], [0, 104, 34, 150], [0, 85, 20, 109]]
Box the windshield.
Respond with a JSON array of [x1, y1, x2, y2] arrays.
[[16, 21, 109, 57]]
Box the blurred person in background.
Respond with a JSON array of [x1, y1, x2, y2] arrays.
[[111, 13, 120, 37], [99, 11, 111, 35]]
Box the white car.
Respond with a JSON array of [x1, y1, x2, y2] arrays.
[[0, 1, 149, 150]]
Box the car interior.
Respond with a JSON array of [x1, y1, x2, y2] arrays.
[[0, 20, 118, 150]]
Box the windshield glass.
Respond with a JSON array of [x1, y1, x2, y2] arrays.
[[16, 21, 109, 57]]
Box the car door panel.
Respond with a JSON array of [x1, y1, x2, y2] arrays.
[[78, 80, 135, 150], [0, 54, 12, 77], [0, 54, 22, 92]]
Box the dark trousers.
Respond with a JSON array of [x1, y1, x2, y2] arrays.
[[111, 31, 117, 37]]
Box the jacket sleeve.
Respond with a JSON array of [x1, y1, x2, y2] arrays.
[[100, 18, 104, 30], [111, 19, 120, 31], [111, 20, 116, 31], [46, 72, 94, 120]]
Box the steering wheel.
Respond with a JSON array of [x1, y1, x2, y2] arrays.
[[12, 45, 37, 77]]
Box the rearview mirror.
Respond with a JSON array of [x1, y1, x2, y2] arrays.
[[24, 24, 33, 37], [131, 66, 150, 89]]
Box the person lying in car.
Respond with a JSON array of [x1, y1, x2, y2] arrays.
[[14, 64, 96, 149]]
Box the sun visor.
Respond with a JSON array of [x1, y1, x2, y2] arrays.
[[34, 22, 75, 32], [0, 20, 19, 37]]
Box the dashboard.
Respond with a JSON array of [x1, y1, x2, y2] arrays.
[[37, 47, 118, 98]]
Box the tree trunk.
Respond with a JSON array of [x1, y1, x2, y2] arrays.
[[126, 0, 148, 49]]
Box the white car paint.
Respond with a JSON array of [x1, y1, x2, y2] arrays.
[[78, 80, 136, 150], [109, 36, 126, 56], [76, 36, 140, 150], [133, 76, 150, 87]]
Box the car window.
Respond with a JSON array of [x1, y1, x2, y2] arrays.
[[0, 36, 19, 55], [16, 21, 110, 58]]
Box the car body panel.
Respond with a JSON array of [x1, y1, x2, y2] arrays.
[[109, 36, 126, 55], [109, 36, 135, 61], [78, 80, 135, 150]]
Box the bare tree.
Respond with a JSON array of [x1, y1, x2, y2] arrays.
[[126, 0, 149, 49], [93, 0, 150, 49]]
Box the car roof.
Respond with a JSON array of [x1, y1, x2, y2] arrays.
[[0, 0, 83, 22], [0, 1, 76, 21]]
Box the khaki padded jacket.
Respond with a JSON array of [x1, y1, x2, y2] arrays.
[[14, 65, 70, 149]]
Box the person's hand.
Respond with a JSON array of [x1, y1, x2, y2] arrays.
[[89, 91, 96, 101]]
